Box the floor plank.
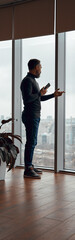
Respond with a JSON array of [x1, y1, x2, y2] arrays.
[[0, 169, 75, 240]]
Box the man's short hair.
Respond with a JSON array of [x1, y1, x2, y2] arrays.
[[28, 59, 40, 70]]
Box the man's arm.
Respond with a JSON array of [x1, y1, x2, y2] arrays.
[[40, 88, 65, 101], [21, 78, 40, 104]]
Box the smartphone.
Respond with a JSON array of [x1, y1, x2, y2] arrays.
[[44, 83, 50, 89]]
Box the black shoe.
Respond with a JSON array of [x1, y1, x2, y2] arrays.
[[32, 165, 42, 174], [24, 167, 41, 179]]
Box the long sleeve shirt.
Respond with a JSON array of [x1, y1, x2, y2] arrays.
[[20, 72, 54, 119]]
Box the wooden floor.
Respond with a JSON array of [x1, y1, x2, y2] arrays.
[[0, 169, 75, 240]]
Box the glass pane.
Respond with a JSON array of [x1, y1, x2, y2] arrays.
[[0, 41, 12, 132], [21, 35, 55, 168], [65, 31, 75, 170]]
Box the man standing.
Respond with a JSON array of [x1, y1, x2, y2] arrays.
[[20, 59, 64, 179]]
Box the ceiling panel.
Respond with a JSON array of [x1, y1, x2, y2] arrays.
[[0, 0, 19, 3], [0, 0, 31, 6]]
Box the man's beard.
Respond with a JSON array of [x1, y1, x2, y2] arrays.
[[35, 72, 41, 78]]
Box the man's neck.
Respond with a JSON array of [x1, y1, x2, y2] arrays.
[[29, 70, 36, 75]]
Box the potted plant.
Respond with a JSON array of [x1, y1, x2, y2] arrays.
[[0, 118, 22, 180]]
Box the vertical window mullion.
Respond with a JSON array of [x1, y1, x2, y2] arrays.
[[14, 39, 22, 166], [55, 33, 65, 172]]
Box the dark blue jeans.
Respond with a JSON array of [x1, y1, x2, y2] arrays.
[[22, 111, 40, 168]]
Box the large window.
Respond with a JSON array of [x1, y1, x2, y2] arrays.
[[21, 35, 55, 168], [0, 41, 12, 133], [65, 31, 75, 170]]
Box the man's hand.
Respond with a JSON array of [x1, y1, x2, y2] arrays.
[[40, 87, 47, 96], [54, 88, 65, 97]]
